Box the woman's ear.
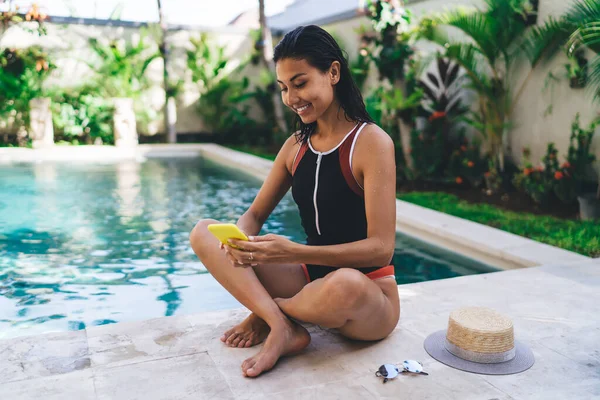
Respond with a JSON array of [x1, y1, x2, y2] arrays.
[[329, 61, 341, 85]]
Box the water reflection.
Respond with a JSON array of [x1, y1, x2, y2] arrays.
[[0, 158, 304, 338], [0, 157, 489, 339]]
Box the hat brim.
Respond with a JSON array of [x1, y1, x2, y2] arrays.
[[424, 330, 535, 375]]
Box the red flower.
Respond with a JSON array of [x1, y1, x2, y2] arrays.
[[554, 171, 563, 180], [428, 111, 447, 122], [484, 171, 491, 177], [561, 162, 571, 169], [523, 168, 532, 176], [467, 161, 474, 168], [455, 177, 463, 184], [460, 145, 467, 152]]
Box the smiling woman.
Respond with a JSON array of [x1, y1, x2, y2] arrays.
[[190, 25, 399, 379]]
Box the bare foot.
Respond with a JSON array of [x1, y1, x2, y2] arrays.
[[241, 319, 311, 378], [221, 313, 270, 348]]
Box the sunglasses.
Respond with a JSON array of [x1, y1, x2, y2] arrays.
[[375, 360, 429, 383]]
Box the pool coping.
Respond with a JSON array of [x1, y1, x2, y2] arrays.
[[1, 143, 590, 270]]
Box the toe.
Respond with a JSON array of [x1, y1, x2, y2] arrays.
[[245, 340, 252, 348], [232, 337, 242, 347], [226, 333, 238, 345], [243, 359, 257, 375], [238, 339, 247, 348]]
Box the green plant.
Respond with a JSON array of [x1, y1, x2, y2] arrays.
[[0, 46, 55, 133], [87, 33, 159, 99], [50, 86, 114, 145], [526, 0, 600, 101], [563, 113, 598, 199], [420, 0, 542, 173], [447, 134, 489, 187], [365, 0, 415, 84], [514, 114, 598, 205], [513, 145, 557, 205], [565, 48, 588, 88], [409, 58, 470, 181]]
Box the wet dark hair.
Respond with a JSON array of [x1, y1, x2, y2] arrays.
[[273, 25, 373, 143]]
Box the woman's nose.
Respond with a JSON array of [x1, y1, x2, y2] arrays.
[[286, 89, 300, 106]]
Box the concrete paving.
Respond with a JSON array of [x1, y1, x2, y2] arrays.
[[1, 258, 598, 400]]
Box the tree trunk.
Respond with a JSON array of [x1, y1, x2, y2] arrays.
[[259, 0, 288, 138], [157, 0, 177, 143]]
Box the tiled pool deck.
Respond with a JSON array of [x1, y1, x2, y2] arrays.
[[1, 259, 598, 399], [1, 144, 598, 399]]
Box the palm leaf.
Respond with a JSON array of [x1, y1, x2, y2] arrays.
[[563, 0, 600, 26], [445, 43, 491, 95], [568, 21, 600, 56], [522, 17, 572, 65], [438, 10, 500, 65], [586, 54, 600, 102]]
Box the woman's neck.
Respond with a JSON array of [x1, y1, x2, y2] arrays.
[[314, 99, 356, 138]]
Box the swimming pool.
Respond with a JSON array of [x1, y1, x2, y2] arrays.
[[0, 156, 495, 339]]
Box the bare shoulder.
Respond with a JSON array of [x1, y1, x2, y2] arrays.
[[280, 131, 302, 174], [354, 123, 395, 157]]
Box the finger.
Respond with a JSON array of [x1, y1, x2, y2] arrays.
[[245, 234, 274, 242], [227, 239, 257, 251], [226, 252, 246, 267]]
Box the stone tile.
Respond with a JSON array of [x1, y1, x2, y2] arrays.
[[263, 379, 378, 400], [87, 314, 211, 368], [482, 339, 600, 400], [93, 352, 235, 400], [435, 220, 529, 258], [204, 328, 360, 400], [356, 369, 514, 400], [0, 330, 90, 384], [0, 370, 96, 400], [536, 325, 600, 365], [540, 259, 600, 287], [501, 242, 589, 267]]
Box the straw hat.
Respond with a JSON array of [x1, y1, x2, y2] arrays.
[[423, 307, 534, 375]]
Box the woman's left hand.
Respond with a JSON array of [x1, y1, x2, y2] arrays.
[[226, 234, 296, 267]]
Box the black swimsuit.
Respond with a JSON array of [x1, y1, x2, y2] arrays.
[[291, 122, 395, 282]]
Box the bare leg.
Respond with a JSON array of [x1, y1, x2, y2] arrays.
[[274, 269, 400, 341], [221, 261, 307, 348], [190, 219, 311, 377]]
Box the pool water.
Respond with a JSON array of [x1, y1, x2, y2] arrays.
[[0, 157, 494, 339]]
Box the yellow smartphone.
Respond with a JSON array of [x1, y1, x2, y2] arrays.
[[207, 223, 249, 249]]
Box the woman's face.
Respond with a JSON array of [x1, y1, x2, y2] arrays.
[[276, 58, 340, 124]]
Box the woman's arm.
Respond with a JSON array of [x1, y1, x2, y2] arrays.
[[291, 124, 397, 268], [236, 134, 299, 237]]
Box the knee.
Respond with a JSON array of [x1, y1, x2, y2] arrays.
[[189, 218, 219, 254], [322, 268, 367, 310]]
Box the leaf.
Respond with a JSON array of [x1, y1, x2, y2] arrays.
[[445, 62, 460, 87], [418, 80, 437, 102], [426, 72, 440, 88], [437, 57, 449, 84]]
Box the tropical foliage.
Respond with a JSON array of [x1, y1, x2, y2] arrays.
[[418, 0, 542, 174]]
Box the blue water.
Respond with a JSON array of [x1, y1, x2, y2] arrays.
[[0, 157, 493, 338]]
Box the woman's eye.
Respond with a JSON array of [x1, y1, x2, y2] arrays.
[[280, 87, 287, 92], [295, 82, 306, 88]]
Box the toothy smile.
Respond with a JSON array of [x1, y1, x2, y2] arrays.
[[294, 104, 311, 114]]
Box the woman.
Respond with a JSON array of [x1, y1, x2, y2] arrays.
[[190, 25, 399, 378]]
